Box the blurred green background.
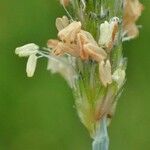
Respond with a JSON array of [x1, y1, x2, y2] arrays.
[[0, 0, 149, 150]]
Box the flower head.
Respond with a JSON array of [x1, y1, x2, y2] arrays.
[[15, 0, 143, 142]]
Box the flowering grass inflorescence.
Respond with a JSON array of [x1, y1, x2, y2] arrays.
[[15, 0, 143, 150]]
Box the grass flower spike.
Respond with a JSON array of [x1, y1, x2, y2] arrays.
[[15, 0, 143, 150]]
